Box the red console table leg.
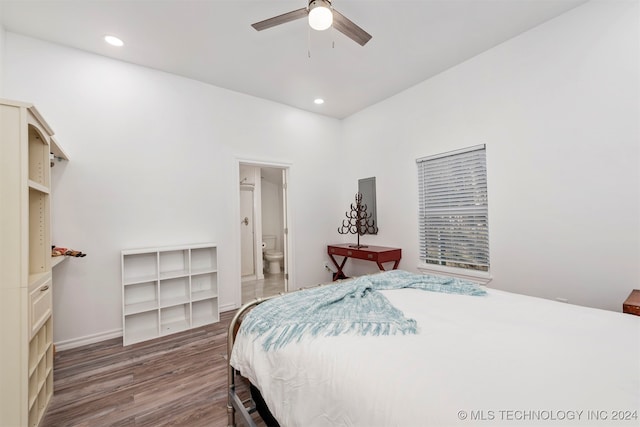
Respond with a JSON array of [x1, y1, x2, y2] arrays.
[[328, 253, 348, 281], [376, 259, 401, 271]]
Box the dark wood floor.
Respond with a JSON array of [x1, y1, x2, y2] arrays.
[[42, 310, 265, 427]]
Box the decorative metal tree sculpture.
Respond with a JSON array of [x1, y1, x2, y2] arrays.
[[338, 193, 378, 248]]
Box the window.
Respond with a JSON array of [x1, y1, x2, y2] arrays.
[[416, 144, 489, 272]]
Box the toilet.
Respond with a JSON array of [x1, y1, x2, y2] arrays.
[[262, 235, 284, 274]]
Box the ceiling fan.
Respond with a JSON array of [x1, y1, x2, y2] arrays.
[[251, 0, 372, 46]]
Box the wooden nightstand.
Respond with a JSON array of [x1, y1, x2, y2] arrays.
[[623, 289, 640, 316]]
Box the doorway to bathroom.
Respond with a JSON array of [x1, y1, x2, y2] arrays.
[[239, 162, 289, 304]]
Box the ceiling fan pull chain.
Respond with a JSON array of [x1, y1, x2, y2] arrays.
[[331, 3, 335, 49], [331, 22, 335, 49]]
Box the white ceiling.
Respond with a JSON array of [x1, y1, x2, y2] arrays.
[[0, 0, 586, 119]]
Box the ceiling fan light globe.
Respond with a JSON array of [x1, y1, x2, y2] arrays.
[[308, 1, 333, 31]]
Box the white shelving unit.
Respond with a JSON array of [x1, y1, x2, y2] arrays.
[[121, 243, 219, 345], [0, 99, 68, 427]]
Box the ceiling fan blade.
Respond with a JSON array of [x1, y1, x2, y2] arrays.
[[332, 9, 372, 46], [251, 7, 308, 31]]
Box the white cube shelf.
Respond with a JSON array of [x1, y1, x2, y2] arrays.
[[122, 251, 157, 285], [192, 299, 219, 328], [124, 311, 159, 345], [160, 304, 189, 335], [191, 272, 218, 301], [159, 250, 189, 279], [191, 246, 217, 273], [123, 281, 158, 316], [160, 277, 189, 308], [121, 243, 219, 345]]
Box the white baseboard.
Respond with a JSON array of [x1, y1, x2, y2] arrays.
[[54, 305, 240, 351], [54, 328, 123, 351], [219, 302, 239, 312]]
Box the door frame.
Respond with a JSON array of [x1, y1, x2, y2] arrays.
[[235, 158, 293, 308]]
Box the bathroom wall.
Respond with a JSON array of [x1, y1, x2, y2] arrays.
[[261, 168, 284, 253]]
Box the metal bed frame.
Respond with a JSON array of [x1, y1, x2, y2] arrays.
[[227, 295, 278, 427], [227, 282, 343, 426]]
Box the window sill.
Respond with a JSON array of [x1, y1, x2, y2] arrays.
[[417, 263, 492, 285]]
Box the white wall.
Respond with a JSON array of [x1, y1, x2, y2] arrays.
[[341, 0, 639, 311], [3, 33, 344, 347], [3, 0, 637, 347]]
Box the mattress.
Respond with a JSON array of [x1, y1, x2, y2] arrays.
[[231, 286, 640, 426]]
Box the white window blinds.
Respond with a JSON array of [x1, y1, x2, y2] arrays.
[[417, 145, 489, 271]]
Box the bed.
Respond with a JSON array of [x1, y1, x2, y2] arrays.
[[227, 270, 640, 427]]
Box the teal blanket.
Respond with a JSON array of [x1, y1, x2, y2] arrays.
[[239, 270, 486, 350]]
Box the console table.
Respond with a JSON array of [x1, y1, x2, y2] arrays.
[[327, 244, 402, 281], [623, 289, 640, 316]]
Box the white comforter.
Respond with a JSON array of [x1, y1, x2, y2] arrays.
[[231, 288, 640, 426]]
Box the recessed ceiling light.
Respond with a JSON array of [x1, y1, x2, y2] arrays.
[[314, 98, 325, 105], [104, 35, 124, 47]]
